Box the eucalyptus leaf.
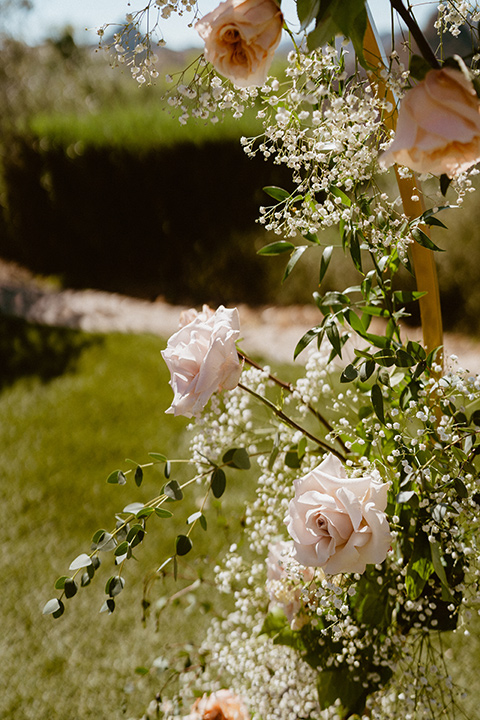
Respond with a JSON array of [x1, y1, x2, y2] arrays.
[[176, 534, 193, 556], [64, 578, 78, 599], [155, 507, 173, 518], [149, 452, 167, 462], [69, 553, 93, 571], [135, 466, 144, 487], [164, 480, 183, 501], [43, 598, 62, 616], [211, 467, 227, 498]]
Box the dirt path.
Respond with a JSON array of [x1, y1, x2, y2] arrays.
[[1, 258, 479, 372]]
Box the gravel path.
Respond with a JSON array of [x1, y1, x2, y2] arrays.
[[1, 258, 480, 372]]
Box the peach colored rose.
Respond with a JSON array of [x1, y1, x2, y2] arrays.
[[286, 454, 392, 575], [266, 540, 314, 629], [187, 690, 250, 720], [380, 67, 480, 177], [195, 0, 283, 88], [161, 305, 242, 418]]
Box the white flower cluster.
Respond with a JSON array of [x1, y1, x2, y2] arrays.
[[435, 1, 477, 37]]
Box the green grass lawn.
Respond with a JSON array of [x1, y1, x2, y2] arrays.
[[0, 325, 255, 720], [2, 319, 480, 719]]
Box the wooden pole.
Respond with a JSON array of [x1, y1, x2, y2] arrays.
[[363, 7, 444, 366]]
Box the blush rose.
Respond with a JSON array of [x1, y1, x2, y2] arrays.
[[286, 454, 392, 575], [196, 0, 283, 88], [380, 66, 480, 177], [161, 305, 242, 418], [187, 690, 250, 720]]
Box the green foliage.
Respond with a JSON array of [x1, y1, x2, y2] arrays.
[[0, 330, 256, 719]]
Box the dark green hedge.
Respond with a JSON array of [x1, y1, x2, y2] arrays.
[[0, 134, 295, 305]]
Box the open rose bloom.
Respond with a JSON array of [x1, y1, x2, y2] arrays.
[[381, 66, 480, 177], [196, 0, 283, 87], [161, 305, 242, 418], [187, 690, 250, 720], [286, 454, 392, 575]]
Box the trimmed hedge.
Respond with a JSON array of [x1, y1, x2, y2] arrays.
[[0, 132, 295, 305]]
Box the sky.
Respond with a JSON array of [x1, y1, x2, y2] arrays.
[[6, 0, 435, 49]]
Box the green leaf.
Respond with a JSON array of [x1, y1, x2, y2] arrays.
[[106, 469, 122, 484], [285, 447, 301, 469], [430, 541, 453, 597], [395, 349, 415, 368], [54, 576, 69, 590], [211, 467, 227, 498], [176, 535, 193, 556], [106, 576, 125, 597], [371, 384, 385, 424], [43, 598, 63, 616], [340, 364, 358, 383], [257, 241, 295, 256], [135, 666, 150, 676], [164, 461, 171, 479], [409, 54, 431, 81], [64, 578, 78, 599], [319, 245, 333, 284], [283, 246, 308, 283], [359, 359, 375, 382], [114, 541, 129, 557], [307, 14, 337, 52], [440, 174, 452, 196], [405, 531, 434, 600], [333, 0, 368, 68], [393, 290, 427, 303], [424, 216, 447, 229], [69, 553, 92, 571], [187, 511, 202, 525], [297, 0, 321, 30], [268, 433, 280, 471], [222, 448, 250, 470], [155, 507, 173, 519], [136, 506, 155, 518], [263, 186, 291, 201], [200, 514, 207, 531], [260, 607, 289, 637], [325, 322, 342, 357], [345, 309, 367, 337], [100, 598, 115, 614], [294, 326, 322, 359], [164, 480, 183, 501], [411, 227, 444, 251], [149, 452, 167, 462], [134, 466, 144, 487], [349, 229, 362, 271]]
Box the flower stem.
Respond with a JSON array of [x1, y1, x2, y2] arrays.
[[389, 0, 440, 69], [238, 382, 346, 461], [237, 350, 349, 453]]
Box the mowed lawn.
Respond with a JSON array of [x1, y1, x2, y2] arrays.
[[0, 327, 255, 720], [2, 321, 480, 719]]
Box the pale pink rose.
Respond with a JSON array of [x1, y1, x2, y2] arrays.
[[161, 305, 242, 418], [380, 67, 480, 177], [266, 540, 314, 629], [179, 304, 214, 328], [187, 690, 250, 720], [286, 454, 392, 575], [195, 0, 283, 88]]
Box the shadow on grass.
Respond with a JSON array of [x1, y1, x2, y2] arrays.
[[0, 312, 102, 389]]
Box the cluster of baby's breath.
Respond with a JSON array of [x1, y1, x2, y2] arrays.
[[436, 1, 480, 37], [165, 63, 259, 124], [98, 1, 201, 84]]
